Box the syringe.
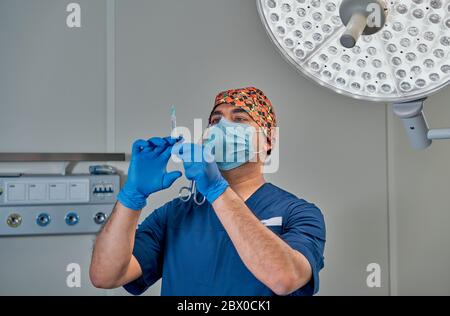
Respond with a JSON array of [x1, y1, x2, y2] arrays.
[[171, 105, 177, 133], [171, 105, 206, 206]]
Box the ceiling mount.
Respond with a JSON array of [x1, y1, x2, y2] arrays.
[[339, 0, 387, 48]]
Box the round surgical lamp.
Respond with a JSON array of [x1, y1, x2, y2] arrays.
[[257, 0, 450, 149]]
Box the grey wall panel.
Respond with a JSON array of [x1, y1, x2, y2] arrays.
[[0, 0, 107, 152], [0, 235, 105, 295], [0, 0, 109, 295], [390, 87, 450, 296]]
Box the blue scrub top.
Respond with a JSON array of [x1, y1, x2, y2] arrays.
[[123, 183, 326, 296]]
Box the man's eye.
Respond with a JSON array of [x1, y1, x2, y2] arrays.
[[210, 118, 220, 125], [234, 117, 248, 122]]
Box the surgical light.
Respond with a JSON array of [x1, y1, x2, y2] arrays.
[[257, 0, 450, 149]]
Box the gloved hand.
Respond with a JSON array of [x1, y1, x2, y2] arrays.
[[172, 142, 229, 204], [117, 136, 183, 210]]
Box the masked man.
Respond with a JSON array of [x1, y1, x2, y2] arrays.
[[90, 87, 326, 296]]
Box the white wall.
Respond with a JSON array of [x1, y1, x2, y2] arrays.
[[389, 88, 450, 296], [0, 0, 394, 295], [0, 0, 107, 153], [0, 0, 109, 296]]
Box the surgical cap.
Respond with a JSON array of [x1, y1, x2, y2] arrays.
[[209, 87, 277, 143]]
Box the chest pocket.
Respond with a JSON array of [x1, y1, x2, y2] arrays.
[[261, 216, 283, 235]]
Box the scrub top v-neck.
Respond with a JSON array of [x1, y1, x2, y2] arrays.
[[123, 183, 326, 296]]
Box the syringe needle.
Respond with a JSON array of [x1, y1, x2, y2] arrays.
[[171, 105, 177, 131]]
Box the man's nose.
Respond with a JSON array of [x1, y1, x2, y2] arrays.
[[222, 114, 234, 122]]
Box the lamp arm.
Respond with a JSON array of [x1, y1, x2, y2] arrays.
[[392, 98, 450, 150], [427, 129, 450, 140]]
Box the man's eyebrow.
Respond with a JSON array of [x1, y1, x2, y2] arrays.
[[210, 110, 223, 117], [231, 108, 249, 115]]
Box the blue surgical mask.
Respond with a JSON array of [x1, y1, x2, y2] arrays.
[[203, 117, 258, 171]]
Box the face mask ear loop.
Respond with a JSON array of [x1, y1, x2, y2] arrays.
[[253, 129, 269, 155]]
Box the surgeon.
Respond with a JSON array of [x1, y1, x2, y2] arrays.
[[89, 87, 326, 296]]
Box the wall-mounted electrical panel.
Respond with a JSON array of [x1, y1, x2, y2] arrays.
[[0, 174, 120, 236]]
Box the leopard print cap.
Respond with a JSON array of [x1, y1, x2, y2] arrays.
[[209, 87, 277, 143]]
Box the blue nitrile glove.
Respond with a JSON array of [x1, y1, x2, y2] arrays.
[[172, 142, 229, 204], [117, 136, 183, 210]]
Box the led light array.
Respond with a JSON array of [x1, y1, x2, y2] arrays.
[[258, 0, 450, 102]]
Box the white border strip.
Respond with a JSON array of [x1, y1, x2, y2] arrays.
[[106, 0, 116, 153], [386, 103, 398, 296]]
